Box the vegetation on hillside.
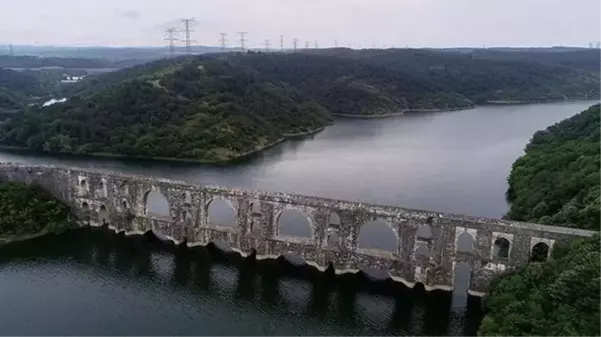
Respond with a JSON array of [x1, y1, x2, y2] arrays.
[[0, 56, 331, 162], [0, 181, 77, 238], [505, 104, 600, 230], [229, 52, 472, 116], [307, 48, 600, 104], [479, 235, 600, 336]]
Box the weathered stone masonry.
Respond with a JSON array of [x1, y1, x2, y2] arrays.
[[0, 163, 596, 295]]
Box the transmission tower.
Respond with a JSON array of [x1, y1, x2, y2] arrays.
[[305, 41, 310, 49], [219, 33, 228, 51], [280, 35, 284, 51], [264, 39, 270, 52], [164, 28, 178, 57], [8, 43, 13, 56], [181, 18, 195, 54], [293, 38, 298, 52], [314, 40, 318, 49], [238, 32, 248, 51], [334, 39, 338, 48]]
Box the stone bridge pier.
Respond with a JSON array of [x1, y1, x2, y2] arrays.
[[0, 163, 596, 295]]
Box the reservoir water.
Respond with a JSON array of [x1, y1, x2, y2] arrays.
[[0, 100, 597, 335]]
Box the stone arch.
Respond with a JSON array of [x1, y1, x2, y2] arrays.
[[416, 224, 432, 240], [325, 227, 340, 247], [183, 210, 194, 227], [357, 219, 397, 252], [531, 242, 550, 262], [277, 208, 311, 238], [143, 189, 170, 219], [99, 204, 109, 225], [99, 179, 108, 197], [207, 198, 237, 229], [456, 231, 474, 254], [328, 212, 340, 226], [493, 237, 511, 259], [414, 241, 430, 260], [250, 201, 261, 215], [81, 202, 90, 210], [121, 199, 129, 211], [184, 191, 192, 205], [79, 178, 87, 188]]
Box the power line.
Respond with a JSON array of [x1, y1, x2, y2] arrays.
[[163, 27, 178, 57], [238, 32, 248, 51], [293, 38, 298, 52], [181, 18, 195, 54], [219, 33, 228, 51]]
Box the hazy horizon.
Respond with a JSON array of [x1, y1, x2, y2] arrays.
[[0, 0, 599, 49]]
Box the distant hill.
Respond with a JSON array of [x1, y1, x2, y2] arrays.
[[228, 52, 473, 116], [0, 56, 331, 163], [305, 48, 601, 104]]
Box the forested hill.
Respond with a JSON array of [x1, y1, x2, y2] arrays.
[[505, 104, 600, 230], [0, 68, 45, 111], [228, 52, 473, 116], [0, 56, 331, 163], [305, 48, 600, 104]]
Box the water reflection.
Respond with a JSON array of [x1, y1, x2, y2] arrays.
[[0, 228, 483, 336]]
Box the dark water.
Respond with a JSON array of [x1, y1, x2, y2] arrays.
[[0, 100, 597, 335], [0, 228, 483, 336]]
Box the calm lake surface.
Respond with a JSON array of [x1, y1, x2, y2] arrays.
[[0, 100, 597, 335]]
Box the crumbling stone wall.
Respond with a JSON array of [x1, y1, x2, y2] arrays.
[[0, 162, 596, 294]]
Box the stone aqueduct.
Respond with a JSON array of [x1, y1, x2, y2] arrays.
[[0, 163, 596, 295]]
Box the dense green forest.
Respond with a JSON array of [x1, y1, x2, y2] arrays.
[[307, 48, 600, 104], [479, 235, 600, 336], [0, 181, 77, 238], [229, 52, 472, 115], [0, 68, 46, 113], [505, 104, 600, 229], [0, 57, 331, 162]]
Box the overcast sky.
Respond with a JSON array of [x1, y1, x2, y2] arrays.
[[1, 0, 599, 48]]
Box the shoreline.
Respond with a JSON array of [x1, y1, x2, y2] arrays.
[[0, 126, 327, 165], [0, 232, 47, 246], [331, 97, 599, 118]]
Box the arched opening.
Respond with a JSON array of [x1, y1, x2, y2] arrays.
[[81, 202, 90, 210], [531, 242, 550, 262], [325, 228, 340, 247], [121, 199, 129, 211], [414, 242, 430, 260], [357, 219, 397, 252], [143, 189, 170, 218], [208, 198, 237, 229], [277, 209, 311, 238], [99, 205, 109, 225], [250, 201, 261, 215], [80, 179, 87, 188], [416, 224, 432, 240], [184, 191, 192, 205], [456, 232, 474, 254], [183, 210, 194, 227], [329, 212, 340, 226], [493, 237, 511, 259], [281, 252, 307, 266], [452, 262, 472, 307]]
